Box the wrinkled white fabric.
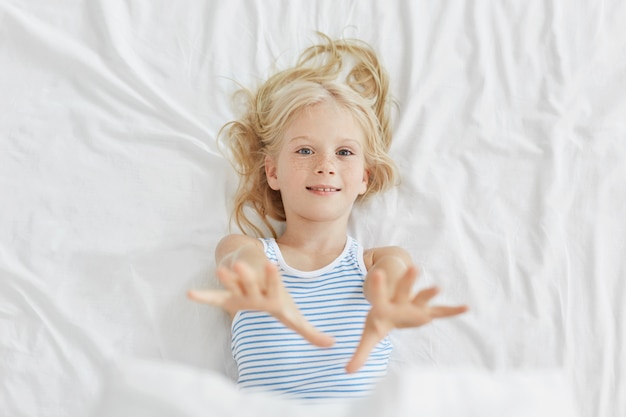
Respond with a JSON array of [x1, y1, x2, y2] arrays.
[[93, 358, 576, 417], [1, 1, 624, 417]]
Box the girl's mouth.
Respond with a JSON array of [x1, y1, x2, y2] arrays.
[[306, 186, 340, 192]]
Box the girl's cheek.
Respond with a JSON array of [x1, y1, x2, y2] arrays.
[[288, 157, 313, 172]]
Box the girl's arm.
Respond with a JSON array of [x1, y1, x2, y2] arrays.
[[188, 234, 334, 348], [346, 246, 468, 373]]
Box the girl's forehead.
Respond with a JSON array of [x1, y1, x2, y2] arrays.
[[284, 101, 364, 137]]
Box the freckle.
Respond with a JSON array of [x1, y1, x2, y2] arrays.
[[292, 161, 309, 170]]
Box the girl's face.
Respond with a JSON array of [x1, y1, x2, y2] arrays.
[[265, 100, 370, 225]]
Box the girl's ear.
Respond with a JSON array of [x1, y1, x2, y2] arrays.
[[359, 168, 370, 195], [265, 156, 280, 191]]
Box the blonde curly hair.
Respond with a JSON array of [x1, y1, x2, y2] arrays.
[[220, 34, 398, 238]]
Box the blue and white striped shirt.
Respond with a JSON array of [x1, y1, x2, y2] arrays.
[[231, 236, 392, 401]]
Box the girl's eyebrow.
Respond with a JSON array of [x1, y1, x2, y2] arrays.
[[286, 135, 310, 143], [287, 136, 363, 148]]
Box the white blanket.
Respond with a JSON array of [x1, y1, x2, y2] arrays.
[[93, 358, 576, 417], [1, 1, 624, 417]]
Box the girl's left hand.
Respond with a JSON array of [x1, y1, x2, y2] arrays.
[[345, 266, 468, 373]]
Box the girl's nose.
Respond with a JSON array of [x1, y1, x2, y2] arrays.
[[315, 155, 336, 175]]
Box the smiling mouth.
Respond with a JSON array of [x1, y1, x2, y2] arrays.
[[306, 187, 341, 192]]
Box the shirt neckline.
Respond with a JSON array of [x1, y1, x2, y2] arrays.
[[268, 236, 353, 278]]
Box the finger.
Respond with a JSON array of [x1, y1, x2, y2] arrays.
[[275, 297, 335, 347], [412, 286, 440, 306], [391, 265, 418, 303], [261, 263, 334, 347], [263, 263, 287, 315], [187, 289, 230, 306], [346, 325, 384, 373], [277, 302, 335, 348], [232, 262, 262, 299], [368, 269, 388, 305], [429, 304, 469, 318], [216, 267, 242, 296], [264, 263, 282, 298], [285, 316, 335, 348]]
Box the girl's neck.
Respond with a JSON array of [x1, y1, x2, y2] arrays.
[[276, 220, 348, 255], [275, 222, 348, 272]]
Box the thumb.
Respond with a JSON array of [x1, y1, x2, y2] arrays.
[[187, 289, 230, 306]]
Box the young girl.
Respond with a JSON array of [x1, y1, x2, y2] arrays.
[[189, 35, 467, 401]]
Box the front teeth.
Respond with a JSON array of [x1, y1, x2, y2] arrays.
[[309, 187, 337, 192]]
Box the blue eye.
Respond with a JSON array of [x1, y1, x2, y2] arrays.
[[297, 148, 313, 155], [337, 149, 354, 156]]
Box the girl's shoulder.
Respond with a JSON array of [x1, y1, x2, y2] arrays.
[[362, 245, 412, 270], [215, 233, 264, 258]]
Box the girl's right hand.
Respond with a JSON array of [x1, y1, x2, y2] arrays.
[[188, 261, 335, 348]]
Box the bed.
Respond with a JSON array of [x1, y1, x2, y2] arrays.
[[1, 1, 624, 416]]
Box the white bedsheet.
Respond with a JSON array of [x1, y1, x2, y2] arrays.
[[1, 1, 624, 417]]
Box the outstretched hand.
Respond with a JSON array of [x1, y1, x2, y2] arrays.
[[188, 261, 335, 348], [346, 266, 468, 373]]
